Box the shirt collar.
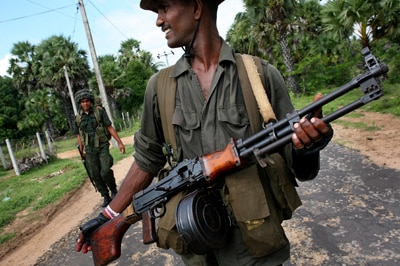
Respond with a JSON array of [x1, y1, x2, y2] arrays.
[[170, 39, 236, 78]]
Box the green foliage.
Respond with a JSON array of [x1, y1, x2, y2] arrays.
[[17, 88, 64, 134], [0, 76, 25, 140], [293, 52, 358, 94], [363, 83, 400, 116], [115, 60, 154, 114], [371, 39, 400, 84]]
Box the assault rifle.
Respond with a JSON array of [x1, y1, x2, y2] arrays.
[[87, 48, 388, 266], [77, 145, 97, 191]]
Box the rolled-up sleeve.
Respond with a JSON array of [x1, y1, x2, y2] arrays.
[[133, 73, 167, 176]]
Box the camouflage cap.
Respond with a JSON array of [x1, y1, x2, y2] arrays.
[[140, 0, 224, 12], [75, 89, 94, 104]]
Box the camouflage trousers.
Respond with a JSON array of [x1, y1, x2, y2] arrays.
[[85, 141, 117, 197]]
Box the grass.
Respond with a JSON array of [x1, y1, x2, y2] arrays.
[[333, 120, 380, 131], [0, 126, 137, 245]]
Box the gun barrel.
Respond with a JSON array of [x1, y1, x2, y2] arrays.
[[237, 61, 388, 159]]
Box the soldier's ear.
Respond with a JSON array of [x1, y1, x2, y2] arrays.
[[193, 0, 203, 20]]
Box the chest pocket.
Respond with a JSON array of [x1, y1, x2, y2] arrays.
[[172, 107, 200, 131], [218, 104, 250, 140]]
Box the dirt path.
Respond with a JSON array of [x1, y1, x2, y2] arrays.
[[0, 111, 399, 266]]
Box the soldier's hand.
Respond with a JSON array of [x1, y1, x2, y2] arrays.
[[292, 93, 333, 152], [118, 143, 125, 154], [75, 213, 109, 253]]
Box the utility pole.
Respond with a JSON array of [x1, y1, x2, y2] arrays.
[[78, 0, 117, 146], [157, 50, 174, 66], [63, 65, 78, 116]]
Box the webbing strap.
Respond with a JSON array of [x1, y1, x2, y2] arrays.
[[236, 54, 276, 134], [156, 66, 177, 151]]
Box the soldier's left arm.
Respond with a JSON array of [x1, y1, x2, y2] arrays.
[[107, 125, 125, 154]]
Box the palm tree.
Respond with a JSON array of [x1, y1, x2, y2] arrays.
[[17, 88, 63, 137], [320, 0, 398, 48], [8, 41, 38, 96], [34, 35, 91, 133], [243, 0, 301, 94], [226, 12, 265, 57], [97, 54, 121, 118], [370, 0, 400, 45]]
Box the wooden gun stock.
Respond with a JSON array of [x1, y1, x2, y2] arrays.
[[90, 215, 131, 266], [201, 138, 242, 182], [142, 211, 157, 244]]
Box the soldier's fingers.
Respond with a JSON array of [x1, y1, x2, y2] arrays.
[[310, 117, 331, 135], [312, 93, 323, 118]]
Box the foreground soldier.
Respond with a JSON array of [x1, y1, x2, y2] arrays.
[[76, 0, 333, 265], [74, 89, 125, 207]]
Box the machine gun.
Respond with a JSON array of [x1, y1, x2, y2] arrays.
[[88, 48, 388, 266]]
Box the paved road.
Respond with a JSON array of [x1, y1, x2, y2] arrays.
[[35, 142, 400, 266]]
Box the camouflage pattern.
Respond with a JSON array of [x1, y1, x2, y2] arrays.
[[75, 89, 94, 104]]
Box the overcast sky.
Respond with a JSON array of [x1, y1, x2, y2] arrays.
[[0, 0, 245, 76]]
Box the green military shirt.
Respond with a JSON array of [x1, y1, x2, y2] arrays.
[[74, 106, 112, 149], [134, 40, 302, 176]]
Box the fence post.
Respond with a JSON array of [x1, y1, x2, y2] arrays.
[[6, 139, 20, 176], [45, 130, 55, 155], [0, 144, 7, 169], [126, 112, 132, 129], [121, 112, 127, 129], [36, 132, 48, 163]]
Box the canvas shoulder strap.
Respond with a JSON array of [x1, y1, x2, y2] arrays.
[[94, 106, 102, 125], [235, 54, 276, 134], [156, 66, 177, 151]]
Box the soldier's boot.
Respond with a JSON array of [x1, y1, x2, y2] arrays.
[[102, 194, 112, 207]]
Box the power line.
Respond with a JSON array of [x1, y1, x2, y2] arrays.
[[71, 3, 80, 38], [0, 4, 75, 24], [87, 0, 129, 40]]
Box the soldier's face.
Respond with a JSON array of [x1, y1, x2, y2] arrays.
[[80, 99, 92, 112], [155, 0, 198, 48]]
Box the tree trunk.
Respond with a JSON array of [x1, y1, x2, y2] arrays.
[[278, 33, 301, 95]]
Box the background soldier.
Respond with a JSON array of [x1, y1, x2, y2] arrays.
[[74, 89, 125, 207]]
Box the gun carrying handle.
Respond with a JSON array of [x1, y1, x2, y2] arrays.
[[142, 211, 157, 244]]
